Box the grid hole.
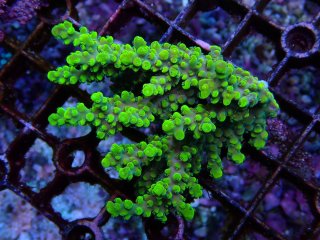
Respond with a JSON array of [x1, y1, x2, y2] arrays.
[[229, 31, 278, 80], [0, 114, 20, 154], [20, 138, 55, 192], [13, 64, 55, 116], [215, 155, 270, 208], [0, 46, 13, 70], [186, 197, 238, 239], [183, 7, 242, 46], [51, 182, 109, 221], [102, 216, 147, 239], [40, 36, 74, 67], [38, 1, 68, 25], [142, 0, 187, 20], [263, 0, 320, 26], [113, 16, 167, 44], [2, 17, 39, 42], [299, 130, 320, 187], [276, 66, 320, 114], [254, 179, 314, 239], [67, 225, 95, 240], [76, 0, 120, 31], [71, 150, 86, 168], [0, 189, 60, 239]]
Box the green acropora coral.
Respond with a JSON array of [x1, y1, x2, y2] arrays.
[[47, 21, 279, 222]]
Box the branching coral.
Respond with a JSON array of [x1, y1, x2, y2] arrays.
[[47, 21, 279, 222]]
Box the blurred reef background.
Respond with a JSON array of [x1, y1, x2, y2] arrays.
[[0, 0, 319, 239]]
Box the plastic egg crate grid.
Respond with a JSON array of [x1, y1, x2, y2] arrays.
[[0, 0, 320, 239]]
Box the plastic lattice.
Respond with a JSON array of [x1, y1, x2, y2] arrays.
[[0, 0, 319, 239]]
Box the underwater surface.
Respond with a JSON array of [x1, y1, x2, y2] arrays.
[[0, 0, 319, 239]]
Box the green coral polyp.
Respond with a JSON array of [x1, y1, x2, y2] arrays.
[[47, 21, 279, 223]]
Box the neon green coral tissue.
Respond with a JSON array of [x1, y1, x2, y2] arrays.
[[47, 20, 279, 222]]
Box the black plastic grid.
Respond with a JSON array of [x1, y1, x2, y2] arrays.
[[0, 0, 319, 239]]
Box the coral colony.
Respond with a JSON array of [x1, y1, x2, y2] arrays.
[[47, 21, 279, 222]]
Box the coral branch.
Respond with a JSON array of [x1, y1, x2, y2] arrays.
[[47, 21, 279, 222]]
